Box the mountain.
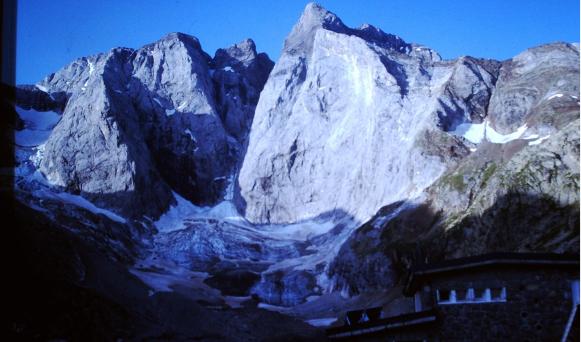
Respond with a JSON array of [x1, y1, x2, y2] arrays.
[[26, 32, 273, 219], [8, 2, 579, 339], [239, 3, 501, 224]]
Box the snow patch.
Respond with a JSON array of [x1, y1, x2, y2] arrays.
[[485, 121, 528, 143], [258, 302, 290, 313], [130, 259, 209, 294], [184, 129, 195, 141], [35, 84, 49, 92], [450, 120, 530, 144], [177, 101, 188, 111], [451, 122, 486, 144], [260, 219, 337, 241], [153, 98, 162, 106], [33, 189, 126, 223], [305, 318, 337, 327], [528, 135, 551, 146], [165, 109, 176, 116], [373, 202, 416, 229], [88, 60, 95, 75], [224, 296, 251, 309], [155, 191, 202, 232], [223, 66, 234, 72], [547, 93, 564, 100]]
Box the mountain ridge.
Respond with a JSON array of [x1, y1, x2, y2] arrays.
[[9, 2, 580, 339]]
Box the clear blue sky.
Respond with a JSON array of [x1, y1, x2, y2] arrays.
[[16, 0, 580, 84]]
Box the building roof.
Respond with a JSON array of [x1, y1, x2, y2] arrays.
[[404, 252, 579, 295], [326, 308, 438, 339], [345, 306, 382, 326]]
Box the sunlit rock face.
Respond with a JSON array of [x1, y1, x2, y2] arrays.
[[34, 33, 273, 218], [329, 42, 580, 296], [488, 43, 580, 134], [239, 3, 498, 224]]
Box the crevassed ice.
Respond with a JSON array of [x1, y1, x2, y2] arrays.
[[15, 106, 61, 147]]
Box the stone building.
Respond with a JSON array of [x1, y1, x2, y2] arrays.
[[326, 253, 579, 341]]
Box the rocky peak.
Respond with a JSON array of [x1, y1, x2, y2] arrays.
[[20, 31, 275, 219], [152, 32, 203, 51], [210, 38, 274, 142], [301, 2, 344, 29], [213, 38, 258, 69], [284, 3, 347, 54], [238, 2, 501, 225]]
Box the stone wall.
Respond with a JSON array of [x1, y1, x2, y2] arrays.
[[428, 266, 578, 341]]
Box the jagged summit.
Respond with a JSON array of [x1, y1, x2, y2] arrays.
[[283, 3, 346, 53], [140, 32, 204, 53], [159, 31, 200, 44], [213, 38, 259, 67], [284, 2, 426, 57], [301, 2, 344, 27]]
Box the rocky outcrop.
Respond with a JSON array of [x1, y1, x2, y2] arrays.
[[15, 85, 67, 113], [211, 39, 274, 142], [38, 48, 174, 218], [330, 42, 579, 294], [488, 43, 579, 133], [27, 33, 272, 219], [238, 3, 499, 224]]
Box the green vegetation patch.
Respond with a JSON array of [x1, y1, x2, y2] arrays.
[[481, 162, 497, 188]]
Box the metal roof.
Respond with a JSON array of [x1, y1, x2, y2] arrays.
[[404, 252, 579, 295]]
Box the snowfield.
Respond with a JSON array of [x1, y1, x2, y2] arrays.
[[15, 107, 61, 147], [451, 120, 533, 144]]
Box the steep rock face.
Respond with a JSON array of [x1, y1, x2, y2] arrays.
[[488, 43, 579, 133], [31, 33, 272, 218], [128, 33, 234, 205], [211, 39, 274, 142], [329, 42, 579, 294], [239, 3, 498, 224], [39, 48, 173, 218], [15, 85, 67, 113]]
